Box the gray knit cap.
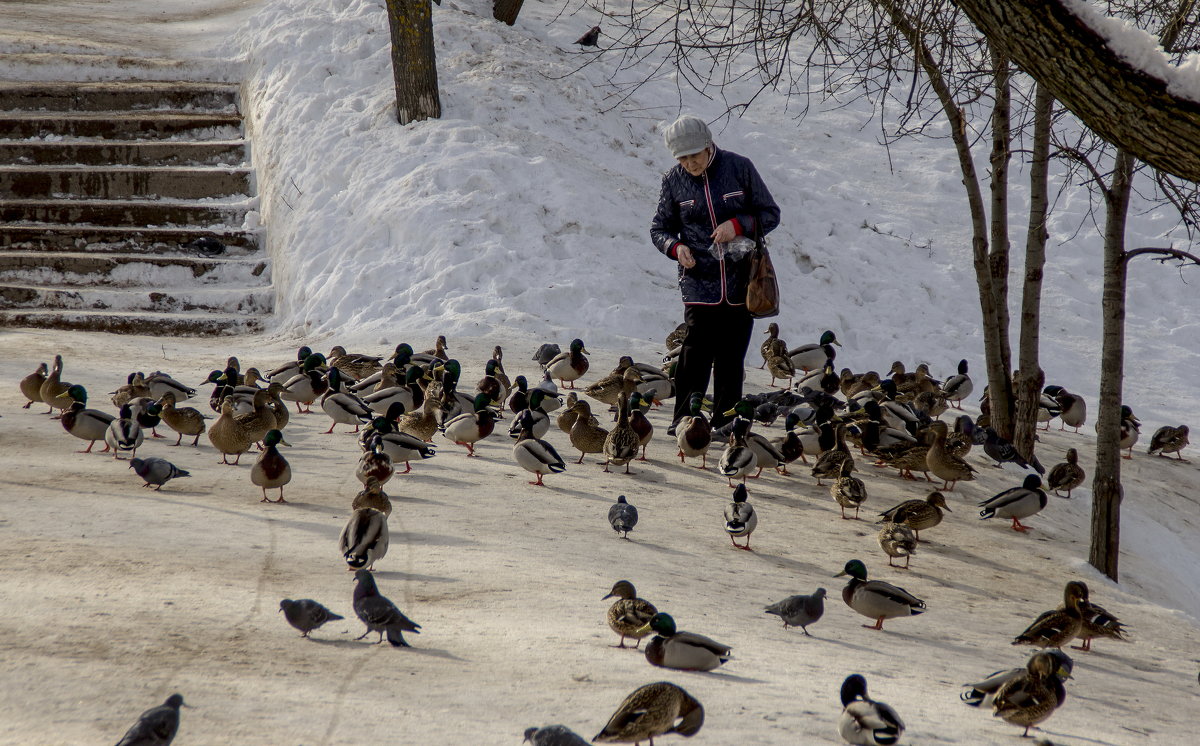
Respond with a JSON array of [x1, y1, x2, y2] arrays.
[[663, 115, 712, 158]]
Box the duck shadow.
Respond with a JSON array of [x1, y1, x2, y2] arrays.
[[927, 541, 1025, 575], [1035, 727, 1128, 746], [701, 670, 769, 684], [751, 552, 829, 577]]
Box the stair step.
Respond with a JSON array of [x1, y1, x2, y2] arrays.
[[0, 198, 252, 228], [0, 165, 252, 199], [0, 251, 270, 286], [0, 140, 247, 167], [0, 80, 239, 112], [0, 282, 273, 314], [0, 224, 260, 253], [0, 111, 241, 140], [0, 307, 265, 336]]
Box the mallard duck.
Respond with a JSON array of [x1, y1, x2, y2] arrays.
[[1046, 448, 1086, 497], [665, 321, 688, 350], [158, 391, 208, 447], [835, 558, 926, 630], [941, 359, 973, 409], [356, 442, 395, 486], [1013, 581, 1086, 649], [512, 408, 567, 486], [397, 391, 442, 443], [593, 681, 704, 744], [442, 393, 498, 456], [877, 491, 950, 541], [1148, 424, 1189, 460], [252, 429, 292, 502], [676, 393, 712, 469], [992, 650, 1069, 737], [877, 522, 917, 569], [961, 649, 1073, 709], [490, 345, 511, 390], [1069, 581, 1128, 652], [764, 588, 826, 635], [475, 359, 507, 405], [362, 410, 436, 473], [895, 362, 939, 401], [505, 374, 529, 414], [208, 398, 255, 465], [260, 381, 290, 432], [759, 322, 787, 369], [846, 370, 882, 398], [236, 389, 277, 446], [555, 391, 581, 434], [318, 369, 373, 434], [363, 365, 424, 415], [127, 396, 165, 439], [772, 414, 808, 469], [602, 579, 657, 648], [546, 338, 589, 389], [927, 420, 975, 490], [724, 483, 758, 550], [60, 386, 115, 453], [586, 361, 640, 408], [812, 422, 854, 486], [19, 362, 47, 409], [765, 352, 795, 388], [386, 342, 416, 370], [1044, 385, 1086, 431], [944, 414, 974, 459], [39, 355, 74, 415], [110, 372, 150, 409], [568, 399, 608, 464], [414, 334, 449, 364], [628, 392, 654, 460], [745, 423, 787, 477], [638, 613, 730, 671], [339, 507, 389, 571], [604, 394, 640, 474], [635, 365, 673, 405], [105, 404, 144, 460], [352, 478, 391, 516], [979, 474, 1049, 532], [204, 366, 243, 413], [279, 354, 329, 413], [838, 674, 904, 746], [718, 418, 758, 487], [508, 388, 552, 441], [1117, 405, 1141, 458], [830, 458, 867, 519], [328, 345, 383, 380], [789, 329, 840, 372], [264, 345, 312, 382]]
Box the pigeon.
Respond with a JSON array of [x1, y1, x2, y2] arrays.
[[574, 25, 601, 47], [129, 457, 190, 491], [279, 599, 344, 638], [724, 483, 758, 550], [352, 569, 421, 647], [115, 693, 186, 746], [106, 404, 144, 460], [183, 236, 225, 256], [532, 343, 561, 367], [523, 725, 590, 745], [339, 508, 390, 571], [608, 494, 638, 538], [983, 426, 1044, 473], [764, 588, 826, 635]]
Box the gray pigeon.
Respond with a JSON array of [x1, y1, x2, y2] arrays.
[[524, 724, 590, 745], [352, 569, 420, 647], [764, 588, 826, 635], [608, 495, 638, 539], [115, 693, 186, 746], [279, 599, 344, 638], [533, 343, 561, 366], [129, 457, 190, 490]]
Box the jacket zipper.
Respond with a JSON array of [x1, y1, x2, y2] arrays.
[[702, 170, 727, 304]]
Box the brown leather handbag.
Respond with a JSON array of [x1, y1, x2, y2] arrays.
[[745, 233, 780, 318]]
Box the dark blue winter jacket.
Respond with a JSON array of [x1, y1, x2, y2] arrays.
[[651, 147, 781, 305]]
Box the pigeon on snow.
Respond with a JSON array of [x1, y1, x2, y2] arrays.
[[353, 570, 421, 647], [129, 457, 190, 490], [279, 599, 344, 638], [115, 693, 186, 746], [764, 588, 826, 635]]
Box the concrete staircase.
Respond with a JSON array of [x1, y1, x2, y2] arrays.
[[0, 79, 271, 335]]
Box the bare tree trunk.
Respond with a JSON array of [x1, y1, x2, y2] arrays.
[[1089, 148, 1134, 581], [492, 0, 525, 25], [875, 0, 1013, 434], [385, 0, 442, 124], [1014, 83, 1053, 460], [988, 50, 1014, 438]]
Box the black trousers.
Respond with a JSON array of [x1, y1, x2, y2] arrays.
[[672, 303, 754, 429]]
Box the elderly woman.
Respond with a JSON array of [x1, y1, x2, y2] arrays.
[[651, 115, 781, 433]]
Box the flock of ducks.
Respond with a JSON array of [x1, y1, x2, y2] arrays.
[[15, 322, 1188, 745]]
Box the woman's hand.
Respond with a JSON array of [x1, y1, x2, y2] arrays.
[[677, 245, 696, 269], [711, 219, 738, 243]]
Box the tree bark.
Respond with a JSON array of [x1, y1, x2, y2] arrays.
[[385, 0, 442, 125], [1089, 148, 1134, 582], [951, 0, 1200, 182], [1013, 83, 1052, 460], [988, 51, 1013, 438], [492, 0, 525, 25]]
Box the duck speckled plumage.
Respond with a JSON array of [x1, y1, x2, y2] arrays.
[[593, 681, 704, 744], [602, 580, 657, 648], [877, 491, 950, 541]]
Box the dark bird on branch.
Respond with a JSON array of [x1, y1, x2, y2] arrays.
[[575, 25, 601, 47]]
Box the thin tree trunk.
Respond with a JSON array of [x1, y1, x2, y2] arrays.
[[1089, 148, 1134, 581], [988, 50, 1014, 439], [385, 0, 442, 124], [1013, 84, 1052, 460], [875, 1, 1011, 434], [492, 0, 525, 25]]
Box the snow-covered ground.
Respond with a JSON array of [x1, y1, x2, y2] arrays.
[[2, 0, 1199, 744]]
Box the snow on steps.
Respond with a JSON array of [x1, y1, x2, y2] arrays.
[[0, 77, 270, 336]]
